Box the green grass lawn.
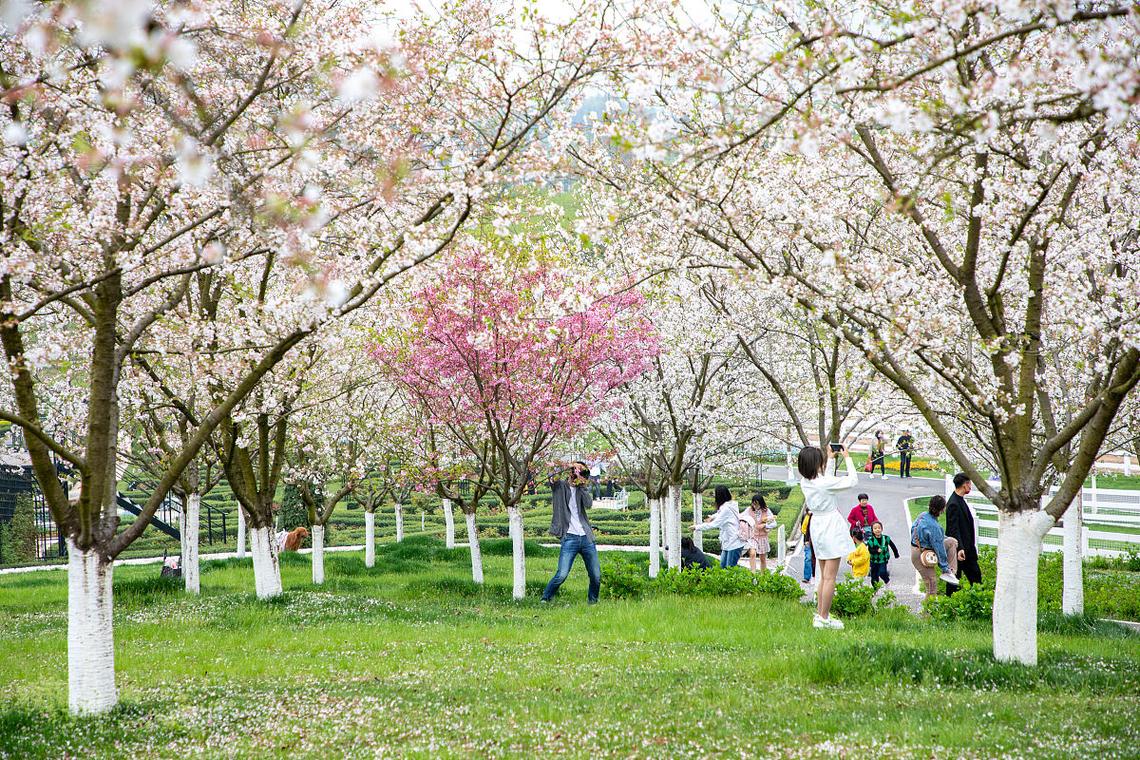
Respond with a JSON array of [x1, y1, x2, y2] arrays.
[[1, 537, 1138, 758]]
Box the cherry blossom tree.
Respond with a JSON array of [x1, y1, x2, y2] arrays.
[[286, 355, 389, 584], [600, 1, 1140, 665], [375, 241, 658, 598], [596, 270, 769, 572], [0, 0, 651, 713]]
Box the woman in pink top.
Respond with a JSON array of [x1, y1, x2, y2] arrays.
[[846, 494, 878, 535]]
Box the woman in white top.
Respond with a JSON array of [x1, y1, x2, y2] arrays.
[[799, 445, 858, 629], [694, 485, 746, 569]]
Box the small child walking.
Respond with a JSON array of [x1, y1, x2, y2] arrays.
[[742, 493, 777, 572], [847, 528, 870, 582], [865, 520, 900, 587]]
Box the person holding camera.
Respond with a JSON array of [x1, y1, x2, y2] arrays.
[[799, 444, 859, 629], [542, 461, 600, 605]]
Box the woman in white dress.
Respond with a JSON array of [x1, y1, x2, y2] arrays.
[[799, 445, 858, 629]]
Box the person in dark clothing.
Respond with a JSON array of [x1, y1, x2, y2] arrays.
[[896, 430, 914, 478], [945, 472, 982, 594], [680, 536, 714, 570], [870, 430, 887, 478]]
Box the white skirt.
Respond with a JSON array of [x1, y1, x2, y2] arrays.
[[810, 510, 854, 560]]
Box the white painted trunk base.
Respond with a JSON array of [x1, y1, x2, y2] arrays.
[[465, 511, 484, 583], [312, 525, 325, 585], [250, 526, 283, 599], [993, 510, 1054, 665], [443, 499, 456, 549], [648, 498, 660, 578], [180, 493, 201, 595], [1062, 495, 1084, 616], [508, 506, 525, 599], [364, 511, 376, 568], [67, 543, 117, 714], [394, 504, 404, 543], [236, 508, 247, 559], [692, 493, 703, 552], [666, 485, 682, 570]]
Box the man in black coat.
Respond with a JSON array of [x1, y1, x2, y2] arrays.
[[896, 430, 914, 478], [945, 472, 982, 594]]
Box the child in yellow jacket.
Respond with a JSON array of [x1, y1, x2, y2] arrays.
[[847, 528, 870, 581]]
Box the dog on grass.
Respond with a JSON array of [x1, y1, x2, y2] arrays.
[[277, 526, 310, 552]]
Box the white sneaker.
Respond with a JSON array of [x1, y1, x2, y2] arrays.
[[827, 615, 845, 630], [940, 572, 960, 586], [812, 614, 830, 629]]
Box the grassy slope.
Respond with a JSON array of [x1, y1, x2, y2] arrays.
[[0, 538, 1137, 759]]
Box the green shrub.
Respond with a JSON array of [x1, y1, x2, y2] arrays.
[[924, 580, 993, 622], [600, 559, 802, 601], [279, 484, 309, 530], [830, 578, 874, 617], [0, 493, 37, 564], [600, 557, 650, 599]]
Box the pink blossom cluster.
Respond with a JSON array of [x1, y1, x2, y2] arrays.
[[374, 245, 659, 445]]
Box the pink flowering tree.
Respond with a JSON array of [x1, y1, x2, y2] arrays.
[[376, 241, 658, 599]]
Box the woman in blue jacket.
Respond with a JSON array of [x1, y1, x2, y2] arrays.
[[910, 495, 961, 599]]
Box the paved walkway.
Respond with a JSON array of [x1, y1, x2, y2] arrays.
[[780, 473, 943, 611]]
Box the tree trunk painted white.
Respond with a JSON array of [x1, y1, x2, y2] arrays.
[[236, 508, 247, 559], [1124, 452, 1133, 477], [443, 498, 456, 548], [777, 524, 786, 566], [180, 493, 200, 595], [364, 510, 376, 568], [1062, 495, 1084, 616], [660, 492, 672, 568], [394, 503, 404, 542], [311, 524, 325, 585], [249, 525, 283, 599], [648, 497, 661, 578], [666, 484, 682, 570], [992, 509, 1054, 665], [420, 511, 425, 530], [692, 492, 703, 551], [508, 506, 525, 599], [464, 511, 484, 583], [67, 542, 117, 715]]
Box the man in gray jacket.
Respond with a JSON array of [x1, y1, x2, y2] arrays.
[[541, 460, 600, 604]]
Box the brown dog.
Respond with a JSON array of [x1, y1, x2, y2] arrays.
[[282, 526, 310, 552]]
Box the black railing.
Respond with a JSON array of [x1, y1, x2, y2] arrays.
[[116, 493, 181, 540], [203, 505, 229, 545]]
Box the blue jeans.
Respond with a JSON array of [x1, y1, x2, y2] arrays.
[[542, 534, 601, 603], [719, 547, 743, 569], [803, 544, 814, 581]]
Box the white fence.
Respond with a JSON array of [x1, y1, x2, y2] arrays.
[[941, 475, 1140, 558]]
